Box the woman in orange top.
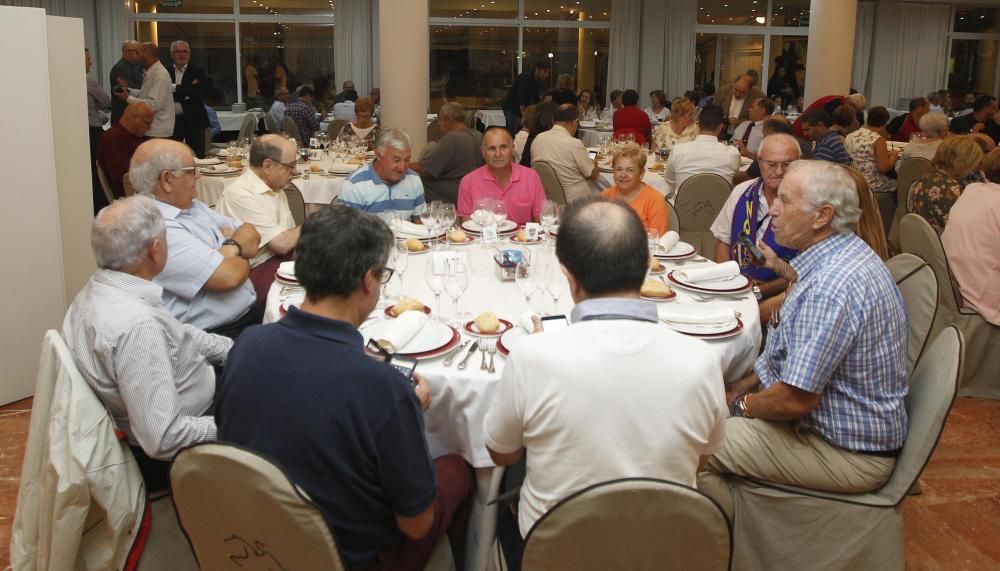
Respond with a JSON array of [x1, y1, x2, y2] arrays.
[[600, 143, 669, 234]]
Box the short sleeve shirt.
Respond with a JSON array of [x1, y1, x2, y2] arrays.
[[340, 162, 427, 219], [419, 128, 485, 204], [530, 125, 596, 203], [710, 178, 769, 246], [457, 164, 546, 225], [601, 184, 669, 234], [216, 168, 296, 268]]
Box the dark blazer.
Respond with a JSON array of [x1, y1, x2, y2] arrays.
[[169, 63, 210, 129], [109, 58, 143, 124], [712, 83, 766, 123]]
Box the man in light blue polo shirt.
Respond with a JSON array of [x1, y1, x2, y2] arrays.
[[340, 127, 426, 220], [129, 139, 262, 338]]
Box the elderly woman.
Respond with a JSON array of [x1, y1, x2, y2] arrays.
[[599, 143, 668, 234], [577, 89, 601, 122], [645, 90, 670, 124], [653, 97, 698, 150], [845, 106, 898, 195], [901, 112, 948, 161], [335, 96, 380, 151], [908, 135, 984, 234]]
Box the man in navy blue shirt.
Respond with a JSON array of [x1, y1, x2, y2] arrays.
[[800, 109, 851, 165], [216, 205, 472, 571]]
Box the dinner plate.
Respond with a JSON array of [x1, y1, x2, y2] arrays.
[[274, 273, 299, 286], [464, 318, 513, 337], [446, 235, 476, 246], [497, 327, 528, 356], [461, 219, 518, 234], [416, 232, 448, 243], [276, 267, 297, 282], [653, 241, 697, 260], [384, 305, 432, 318], [202, 167, 242, 176], [328, 163, 360, 175], [579, 121, 597, 128], [509, 235, 543, 245], [194, 157, 223, 166], [662, 317, 744, 339], [361, 318, 456, 355], [667, 270, 752, 293]]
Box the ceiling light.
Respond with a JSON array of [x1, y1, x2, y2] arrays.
[[755, 16, 766, 23], [548, 52, 554, 58]]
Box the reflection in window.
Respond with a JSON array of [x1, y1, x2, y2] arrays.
[[430, 26, 517, 109], [524, 0, 610, 22], [135, 20, 238, 107], [718, 35, 763, 87], [430, 0, 517, 19], [954, 7, 1000, 34], [698, 0, 766, 26], [949, 39, 998, 96], [239, 0, 334, 17], [524, 27, 608, 104], [770, 0, 810, 27], [765, 36, 805, 103], [240, 23, 334, 109], [133, 0, 234, 14]]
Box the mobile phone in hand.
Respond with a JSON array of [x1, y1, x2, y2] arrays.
[[541, 315, 570, 332], [739, 236, 764, 263], [389, 355, 418, 388]]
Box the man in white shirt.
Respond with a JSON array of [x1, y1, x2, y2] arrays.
[[530, 104, 600, 202], [732, 97, 775, 159], [114, 42, 175, 138], [333, 90, 358, 122], [484, 197, 728, 545], [269, 87, 289, 130], [664, 104, 742, 196]]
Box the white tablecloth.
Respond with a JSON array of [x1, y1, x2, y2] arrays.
[[216, 110, 264, 132], [578, 126, 613, 147], [474, 109, 506, 128], [197, 153, 357, 210]]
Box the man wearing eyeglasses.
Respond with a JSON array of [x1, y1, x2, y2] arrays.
[[109, 40, 144, 124], [129, 139, 262, 338], [217, 134, 302, 303]]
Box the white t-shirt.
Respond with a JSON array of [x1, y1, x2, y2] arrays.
[[483, 318, 728, 536], [710, 178, 771, 246], [663, 134, 742, 196]]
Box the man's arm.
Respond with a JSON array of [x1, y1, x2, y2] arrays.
[[714, 240, 730, 264], [738, 382, 822, 421], [266, 226, 301, 256]]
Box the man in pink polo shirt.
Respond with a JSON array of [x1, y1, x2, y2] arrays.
[[457, 127, 546, 225]]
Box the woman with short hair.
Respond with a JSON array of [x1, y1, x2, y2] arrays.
[[652, 98, 698, 150], [335, 97, 380, 150], [645, 90, 670, 123], [908, 135, 985, 234], [577, 89, 601, 122], [600, 143, 668, 234]]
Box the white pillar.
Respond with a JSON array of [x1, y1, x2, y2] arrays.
[[804, 0, 857, 107], [379, 0, 429, 157]]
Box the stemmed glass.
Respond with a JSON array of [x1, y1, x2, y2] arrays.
[[444, 253, 470, 326], [492, 200, 509, 231], [425, 257, 446, 321], [646, 228, 660, 257], [440, 204, 457, 248], [515, 259, 537, 311], [393, 240, 409, 294], [540, 201, 559, 243], [544, 255, 565, 314]]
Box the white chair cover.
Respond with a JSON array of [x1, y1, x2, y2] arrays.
[[888, 157, 932, 250], [532, 160, 569, 205], [282, 116, 304, 147], [237, 113, 257, 142], [665, 198, 680, 234], [674, 173, 732, 258], [887, 253, 939, 377]]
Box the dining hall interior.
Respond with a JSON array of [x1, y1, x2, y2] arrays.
[[0, 0, 998, 569]]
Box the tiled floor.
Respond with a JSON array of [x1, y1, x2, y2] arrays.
[[1, 397, 998, 569]]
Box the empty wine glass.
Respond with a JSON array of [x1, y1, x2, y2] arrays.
[[540, 201, 559, 242], [425, 257, 446, 321], [515, 260, 537, 310], [444, 253, 470, 325], [440, 204, 457, 248], [545, 256, 565, 314], [394, 240, 409, 292], [646, 228, 660, 257]]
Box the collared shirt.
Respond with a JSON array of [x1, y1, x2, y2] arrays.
[[732, 119, 764, 154], [153, 199, 256, 330], [663, 134, 741, 196], [569, 297, 659, 323], [613, 105, 653, 144], [216, 168, 296, 268], [269, 100, 287, 130], [530, 124, 596, 203], [942, 181, 1000, 325], [755, 232, 908, 452], [812, 130, 852, 165], [419, 127, 485, 204], [285, 99, 320, 142], [127, 61, 174, 137], [710, 178, 770, 246], [62, 269, 230, 460], [97, 123, 143, 198], [457, 163, 546, 225], [340, 162, 427, 218], [86, 76, 110, 127]]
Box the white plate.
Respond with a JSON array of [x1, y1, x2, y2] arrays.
[[276, 269, 297, 282], [461, 219, 518, 233], [661, 320, 738, 334], [195, 158, 223, 166], [328, 163, 360, 175], [668, 271, 753, 293], [361, 318, 454, 354], [579, 121, 597, 128], [202, 166, 242, 176], [654, 241, 697, 258]]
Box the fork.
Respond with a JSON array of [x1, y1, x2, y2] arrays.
[[487, 340, 498, 374], [479, 338, 489, 371]]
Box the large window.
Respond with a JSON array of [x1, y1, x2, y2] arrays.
[[948, 6, 1000, 99], [135, 21, 239, 107]]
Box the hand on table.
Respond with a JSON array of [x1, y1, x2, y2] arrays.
[[413, 373, 431, 411]]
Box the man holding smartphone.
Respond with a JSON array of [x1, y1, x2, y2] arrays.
[[215, 206, 473, 571]]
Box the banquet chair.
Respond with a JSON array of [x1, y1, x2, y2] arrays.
[[533, 160, 569, 205], [665, 199, 680, 234], [95, 160, 116, 205], [284, 186, 307, 226], [170, 443, 455, 571], [888, 157, 932, 250], [673, 173, 732, 258], [327, 118, 348, 139], [263, 112, 278, 134], [886, 253, 939, 378], [519, 478, 731, 571], [724, 326, 963, 571], [901, 213, 1000, 398], [123, 172, 136, 197], [237, 113, 257, 143], [282, 116, 304, 147]]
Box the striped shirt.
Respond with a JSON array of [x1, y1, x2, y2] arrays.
[[62, 269, 231, 460], [812, 130, 851, 165], [340, 162, 426, 218], [755, 232, 909, 452]]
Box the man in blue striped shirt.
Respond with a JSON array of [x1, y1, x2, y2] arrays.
[[699, 160, 908, 517], [801, 109, 851, 165], [340, 127, 427, 220]]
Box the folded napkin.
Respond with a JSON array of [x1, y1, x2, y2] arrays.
[[378, 310, 428, 352], [658, 305, 736, 326], [675, 260, 741, 284], [218, 148, 233, 157], [395, 220, 431, 238], [194, 157, 219, 165], [277, 261, 296, 278], [518, 311, 538, 333], [658, 231, 680, 254]]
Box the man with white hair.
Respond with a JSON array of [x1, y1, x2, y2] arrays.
[[130, 139, 262, 337], [168, 40, 210, 158], [341, 127, 427, 219], [699, 160, 909, 516], [113, 42, 175, 139], [62, 195, 231, 489], [901, 111, 949, 161], [411, 102, 484, 203]]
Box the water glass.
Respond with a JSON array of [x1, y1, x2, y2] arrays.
[[425, 257, 446, 321], [444, 253, 470, 325], [515, 261, 537, 310]]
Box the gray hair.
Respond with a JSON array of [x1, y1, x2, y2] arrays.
[[787, 160, 861, 234], [249, 135, 289, 168], [92, 195, 165, 271], [759, 133, 802, 160], [129, 145, 190, 195], [170, 40, 190, 52], [919, 111, 949, 137], [439, 102, 467, 123], [375, 127, 412, 153], [846, 93, 867, 111]]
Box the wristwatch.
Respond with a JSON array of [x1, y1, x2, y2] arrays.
[[752, 285, 763, 301], [731, 394, 753, 418], [222, 238, 243, 257]]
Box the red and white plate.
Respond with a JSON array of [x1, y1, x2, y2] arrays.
[[653, 241, 697, 260], [361, 319, 460, 359], [274, 273, 299, 285], [446, 235, 477, 246], [640, 291, 677, 302], [509, 234, 543, 245], [384, 305, 432, 318], [662, 317, 744, 340], [461, 219, 518, 235], [464, 318, 514, 337], [667, 270, 752, 294]]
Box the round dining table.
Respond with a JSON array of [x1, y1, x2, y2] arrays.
[[262, 237, 761, 571]]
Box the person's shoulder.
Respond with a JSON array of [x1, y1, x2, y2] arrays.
[[346, 164, 376, 184]]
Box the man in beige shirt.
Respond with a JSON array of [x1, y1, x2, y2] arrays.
[[530, 104, 600, 202], [217, 134, 301, 302]]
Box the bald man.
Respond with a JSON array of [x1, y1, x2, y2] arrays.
[[114, 42, 174, 138], [110, 40, 144, 124], [713, 73, 766, 131], [98, 101, 155, 199], [169, 40, 210, 158]]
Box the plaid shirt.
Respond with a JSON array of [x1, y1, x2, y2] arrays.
[[756, 232, 908, 452], [285, 100, 319, 142]]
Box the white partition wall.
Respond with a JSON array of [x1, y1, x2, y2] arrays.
[[0, 6, 94, 405]]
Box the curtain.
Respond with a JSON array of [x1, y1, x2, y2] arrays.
[[889, 3, 950, 108], [852, 1, 875, 96], [95, 0, 129, 92], [607, 0, 640, 103], [663, 0, 696, 100], [334, 0, 374, 97]]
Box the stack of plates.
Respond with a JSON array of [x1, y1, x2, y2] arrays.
[[652, 241, 697, 261]]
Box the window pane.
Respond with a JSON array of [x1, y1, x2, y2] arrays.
[[135, 21, 238, 108], [133, 0, 233, 15], [698, 0, 766, 26], [954, 7, 1000, 34], [765, 35, 806, 106], [948, 39, 998, 96], [240, 22, 334, 108], [429, 0, 517, 19], [430, 26, 518, 109], [524, 0, 610, 22], [770, 0, 810, 27], [523, 27, 609, 102], [239, 0, 334, 17], [695, 33, 717, 91]]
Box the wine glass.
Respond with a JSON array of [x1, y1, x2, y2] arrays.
[[425, 257, 446, 321], [393, 240, 409, 292], [540, 201, 559, 242], [515, 260, 537, 310], [444, 253, 470, 326], [419, 207, 434, 240], [440, 204, 457, 248], [492, 200, 509, 232], [544, 255, 565, 314]]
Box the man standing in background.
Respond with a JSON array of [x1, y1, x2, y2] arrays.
[[109, 40, 144, 124], [169, 40, 210, 158]]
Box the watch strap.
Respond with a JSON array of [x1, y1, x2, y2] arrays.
[[222, 238, 243, 257]]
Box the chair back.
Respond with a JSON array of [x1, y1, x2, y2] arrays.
[[282, 116, 304, 147], [284, 186, 306, 226], [887, 253, 939, 377], [665, 198, 680, 234], [327, 119, 348, 139], [95, 160, 115, 204], [122, 172, 136, 197], [532, 160, 568, 205], [888, 158, 932, 249], [238, 113, 257, 142], [674, 173, 732, 258], [900, 213, 962, 319], [427, 118, 443, 142], [263, 111, 277, 134], [170, 443, 347, 570], [520, 478, 731, 571]]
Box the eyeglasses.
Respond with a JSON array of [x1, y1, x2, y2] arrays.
[[760, 160, 794, 171], [377, 267, 395, 284], [163, 166, 199, 176], [269, 157, 298, 170]]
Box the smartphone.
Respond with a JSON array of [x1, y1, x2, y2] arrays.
[[541, 315, 570, 332], [389, 354, 418, 385], [739, 236, 764, 263], [588, 150, 598, 160]]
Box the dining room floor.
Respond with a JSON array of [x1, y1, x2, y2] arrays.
[[0, 395, 997, 569]]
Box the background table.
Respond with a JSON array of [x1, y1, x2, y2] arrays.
[[215, 110, 265, 132], [474, 109, 506, 129], [578, 126, 613, 148], [263, 242, 761, 570]]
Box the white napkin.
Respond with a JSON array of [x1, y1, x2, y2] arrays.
[[675, 260, 741, 284], [194, 157, 219, 165], [395, 220, 431, 238], [218, 148, 233, 157], [518, 311, 538, 333], [277, 261, 296, 278], [379, 311, 428, 352], [658, 231, 680, 254], [658, 305, 736, 326]]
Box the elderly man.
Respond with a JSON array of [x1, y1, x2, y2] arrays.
[[217, 134, 301, 302], [98, 101, 154, 199], [712, 134, 802, 302], [341, 128, 427, 219], [800, 109, 851, 164], [335, 79, 356, 103], [130, 139, 261, 337], [457, 127, 546, 225], [663, 104, 741, 196], [411, 102, 484, 203], [732, 97, 776, 159], [502, 60, 552, 134], [217, 205, 473, 571], [485, 197, 727, 549], [269, 87, 289, 128], [109, 40, 144, 124], [114, 42, 174, 139], [713, 74, 766, 129], [63, 195, 230, 490], [286, 85, 321, 142], [901, 112, 949, 161], [531, 104, 600, 202], [699, 160, 908, 517], [950, 95, 1000, 144], [889, 97, 930, 142], [168, 40, 210, 158]]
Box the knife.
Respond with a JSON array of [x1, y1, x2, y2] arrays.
[[456, 340, 480, 370], [442, 339, 471, 367]]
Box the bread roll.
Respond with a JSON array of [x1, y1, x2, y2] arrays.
[[405, 238, 426, 252], [516, 229, 527, 242], [448, 229, 468, 243], [640, 280, 673, 299], [648, 257, 663, 271], [309, 163, 322, 172], [475, 311, 501, 334], [391, 297, 425, 317]]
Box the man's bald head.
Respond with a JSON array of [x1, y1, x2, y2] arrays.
[[138, 42, 159, 68], [121, 40, 142, 64], [733, 74, 752, 99], [129, 139, 195, 198], [121, 101, 154, 137], [250, 134, 295, 167]]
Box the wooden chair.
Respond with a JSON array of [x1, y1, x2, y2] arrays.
[[284, 186, 306, 226], [532, 160, 568, 205], [888, 157, 932, 250], [673, 173, 732, 258], [95, 160, 115, 205]]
